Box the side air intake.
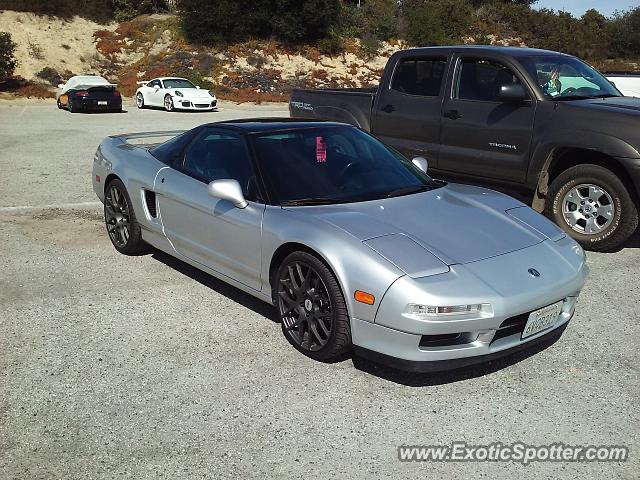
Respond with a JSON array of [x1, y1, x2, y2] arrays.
[[144, 189, 157, 218]]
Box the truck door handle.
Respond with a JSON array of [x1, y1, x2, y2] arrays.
[[444, 110, 463, 120], [381, 104, 395, 113]]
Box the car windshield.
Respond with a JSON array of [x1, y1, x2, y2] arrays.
[[163, 79, 196, 89], [517, 55, 621, 100], [252, 126, 441, 205]]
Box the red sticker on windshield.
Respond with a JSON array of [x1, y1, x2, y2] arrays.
[[316, 136, 327, 163]]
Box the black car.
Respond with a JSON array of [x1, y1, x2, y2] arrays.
[[290, 46, 640, 251], [56, 76, 122, 113]]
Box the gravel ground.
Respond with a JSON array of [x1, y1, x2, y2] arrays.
[[0, 100, 638, 479]]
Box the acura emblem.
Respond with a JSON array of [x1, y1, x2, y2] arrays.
[[528, 268, 541, 278]]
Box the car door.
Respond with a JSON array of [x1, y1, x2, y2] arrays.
[[438, 55, 536, 183], [372, 55, 449, 167], [146, 79, 163, 106], [155, 127, 265, 291]]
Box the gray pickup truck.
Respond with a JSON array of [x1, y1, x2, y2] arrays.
[[290, 46, 640, 251]]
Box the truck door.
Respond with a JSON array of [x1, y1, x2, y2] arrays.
[[438, 55, 536, 183], [372, 55, 448, 167]]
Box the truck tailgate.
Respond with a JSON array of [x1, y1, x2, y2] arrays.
[[289, 88, 376, 131]]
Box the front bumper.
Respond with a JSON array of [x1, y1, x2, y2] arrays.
[[174, 98, 217, 110], [350, 237, 588, 371], [354, 320, 570, 373]]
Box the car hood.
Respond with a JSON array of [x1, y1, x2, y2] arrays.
[[169, 88, 212, 99], [286, 184, 548, 266]]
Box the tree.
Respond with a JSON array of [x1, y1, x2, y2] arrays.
[[610, 6, 640, 58], [403, 0, 473, 46], [0, 32, 17, 80]]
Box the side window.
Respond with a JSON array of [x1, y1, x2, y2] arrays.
[[148, 79, 160, 88], [149, 129, 198, 165], [391, 57, 447, 96], [455, 58, 522, 102], [182, 129, 257, 198]]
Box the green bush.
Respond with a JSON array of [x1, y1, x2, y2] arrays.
[[178, 0, 341, 45], [0, 32, 17, 80], [271, 0, 341, 43], [404, 0, 473, 46]]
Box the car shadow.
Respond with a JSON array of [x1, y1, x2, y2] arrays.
[[150, 249, 567, 384], [150, 250, 278, 323], [351, 332, 564, 387]]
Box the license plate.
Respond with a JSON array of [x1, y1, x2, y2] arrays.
[[98, 101, 108, 105], [522, 301, 563, 339]]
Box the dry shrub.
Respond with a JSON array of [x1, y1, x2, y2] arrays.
[[93, 30, 122, 56]]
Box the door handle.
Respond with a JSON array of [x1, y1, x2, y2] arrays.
[[381, 104, 395, 113], [444, 110, 463, 120]]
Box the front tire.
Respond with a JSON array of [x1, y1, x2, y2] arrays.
[[546, 164, 638, 251], [104, 179, 147, 255], [136, 92, 145, 109], [164, 94, 174, 112], [276, 251, 352, 362]]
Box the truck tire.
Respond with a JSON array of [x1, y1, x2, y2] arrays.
[[546, 164, 638, 252]]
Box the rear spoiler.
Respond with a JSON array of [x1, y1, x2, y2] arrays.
[[136, 81, 149, 86], [108, 130, 186, 148]]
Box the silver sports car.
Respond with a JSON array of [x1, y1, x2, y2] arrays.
[[92, 120, 588, 372]]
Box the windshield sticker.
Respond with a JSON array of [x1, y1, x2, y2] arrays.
[[316, 137, 327, 163]]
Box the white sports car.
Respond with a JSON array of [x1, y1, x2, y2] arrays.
[[135, 77, 218, 112]]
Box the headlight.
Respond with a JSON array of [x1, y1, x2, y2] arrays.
[[174, 90, 183, 97], [404, 303, 492, 319], [208, 90, 216, 98]]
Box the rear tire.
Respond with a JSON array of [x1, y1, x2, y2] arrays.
[[56, 98, 62, 109], [275, 251, 352, 362], [545, 164, 638, 251], [104, 178, 147, 255], [136, 92, 145, 109]]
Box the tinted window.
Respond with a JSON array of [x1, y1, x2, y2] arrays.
[[149, 130, 197, 165], [148, 79, 161, 88], [253, 126, 440, 204], [455, 58, 522, 102], [182, 129, 256, 197], [391, 57, 447, 96]]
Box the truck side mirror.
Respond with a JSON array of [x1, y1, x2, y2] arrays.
[[412, 156, 428, 174], [208, 179, 248, 209], [496, 84, 527, 103]]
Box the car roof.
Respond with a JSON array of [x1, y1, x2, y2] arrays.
[[157, 77, 189, 81], [401, 45, 573, 58], [204, 118, 350, 133]]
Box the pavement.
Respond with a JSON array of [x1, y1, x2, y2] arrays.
[[0, 99, 638, 479]]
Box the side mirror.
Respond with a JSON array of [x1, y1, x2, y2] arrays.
[[412, 156, 428, 174], [496, 84, 527, 103], [208, 179, 248, 209]]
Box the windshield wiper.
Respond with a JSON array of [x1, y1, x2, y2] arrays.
[[554, 95, 596, 101], [384, 185, 430, 198], [280, 197, 353, 206]]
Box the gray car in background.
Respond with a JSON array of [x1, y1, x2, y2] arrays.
[[92, 120, 588, 371]]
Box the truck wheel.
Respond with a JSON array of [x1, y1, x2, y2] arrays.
[[546, 164, 638, 251], [275, 251, 352, 362]]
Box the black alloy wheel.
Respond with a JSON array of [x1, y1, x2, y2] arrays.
[[276, 251, 352, 361], [104, 179, 146, 255]]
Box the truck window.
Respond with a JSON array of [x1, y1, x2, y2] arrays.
[[391, 57, 447, 97], [455, 58, 521, 102]]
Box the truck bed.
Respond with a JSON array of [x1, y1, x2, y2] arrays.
[[290, 87, 377, 131]]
